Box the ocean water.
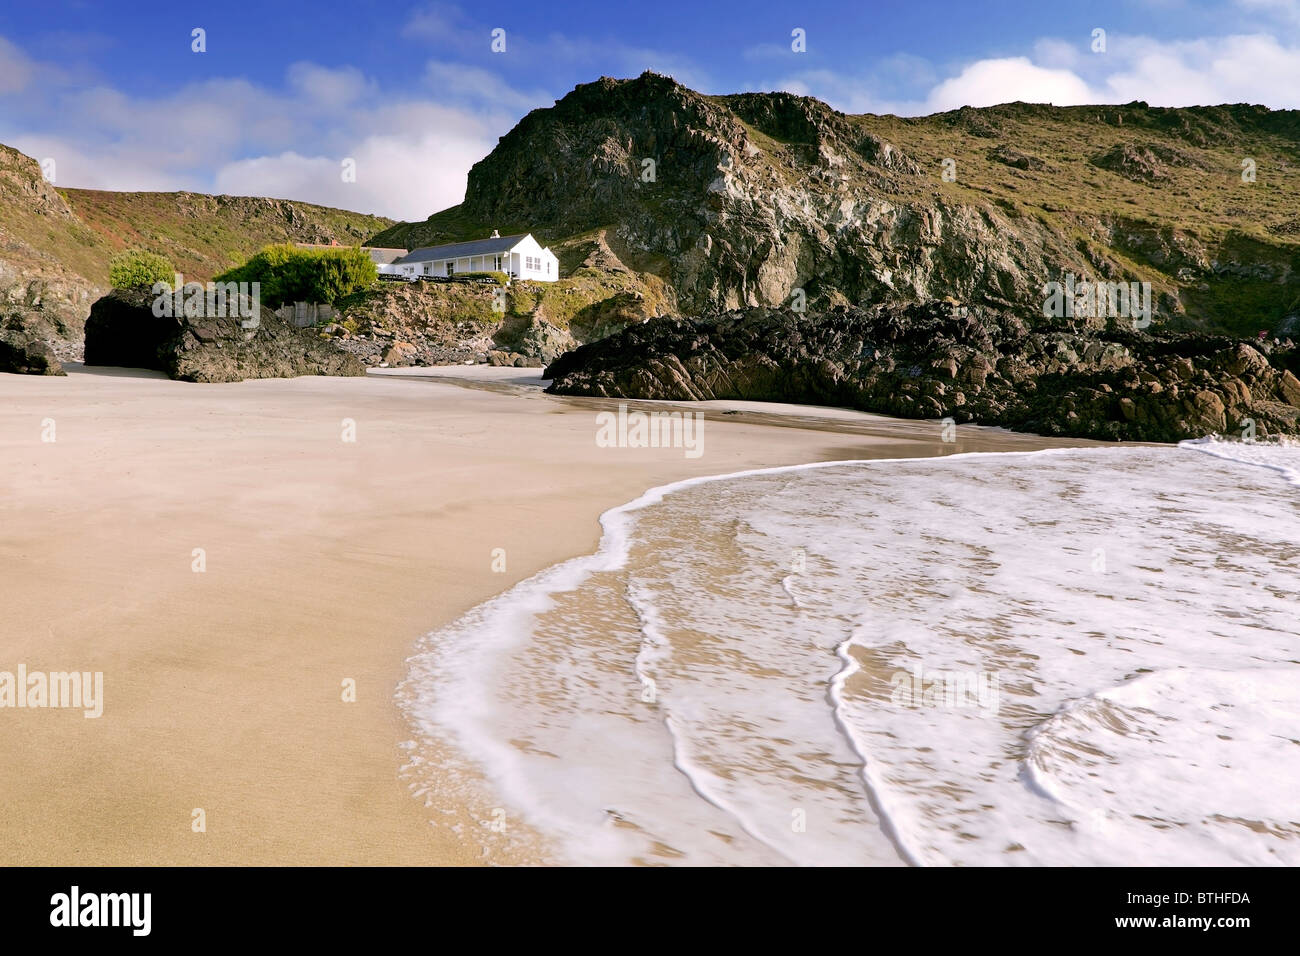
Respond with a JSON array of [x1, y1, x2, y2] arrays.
[[399, 439, 1300, 866]]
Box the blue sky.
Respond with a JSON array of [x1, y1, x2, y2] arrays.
[[2, 0, 1299, 219]]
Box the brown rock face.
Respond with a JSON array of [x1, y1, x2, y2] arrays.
[[83, 289, 364, 383], [382, 341, 417, 366], [1279, 370, 1300, 407]]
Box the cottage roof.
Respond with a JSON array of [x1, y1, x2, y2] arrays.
[[397, 234, 531, 263]]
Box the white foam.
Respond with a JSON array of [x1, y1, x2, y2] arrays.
[[400, 442, 1300, 865]]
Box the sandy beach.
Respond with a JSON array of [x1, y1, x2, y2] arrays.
[[0, 364, 1084, 865]]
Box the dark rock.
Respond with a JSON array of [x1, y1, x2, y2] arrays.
[[0, 310, 65, 375], [988, 145, 1045, 171], [545, 303, 1300, 442], [84, 289, 364, 383]]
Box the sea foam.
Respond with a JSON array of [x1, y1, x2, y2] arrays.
[[400, 442, 1300, 865]]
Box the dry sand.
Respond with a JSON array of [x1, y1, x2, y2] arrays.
[[0, 364, 1088, 865]]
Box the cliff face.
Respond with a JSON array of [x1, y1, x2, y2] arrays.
[[382, 73, 1300, 338], [0, 145, 100, 340]]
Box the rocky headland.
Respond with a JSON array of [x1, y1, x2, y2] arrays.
[[546, 303, 1300, 441]]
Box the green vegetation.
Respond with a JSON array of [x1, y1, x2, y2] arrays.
[[448, 270, 509, 284], [108, 249, 175, 289], [216, 244, 377, 308], [62, 189, 393, 284], [501, 271, 670, 339]]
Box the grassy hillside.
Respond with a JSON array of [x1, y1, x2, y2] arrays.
[[60, 188, 393, 284], [0, 141, 394, 340]]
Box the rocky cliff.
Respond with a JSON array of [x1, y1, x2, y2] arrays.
[[379, 73, 1300, 338]]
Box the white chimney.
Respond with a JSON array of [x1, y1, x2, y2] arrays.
[[490, 228, 500, 238]]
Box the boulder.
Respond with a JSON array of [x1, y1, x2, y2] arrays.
[[0, 332, 63, 375], [1280, 370, 1300, 408], [0, 311, 65, 375], [492, 315, 577, 364], [382, 341, 418, 366], [84, 289, 364, 383]]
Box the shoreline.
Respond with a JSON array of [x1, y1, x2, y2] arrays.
[[0, 364, 1096, 865], [402, 443, 1107, 866], [451, 437, 1300, 866]]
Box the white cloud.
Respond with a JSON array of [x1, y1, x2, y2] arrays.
[[286, 63, 376, 106], [765, 28, 1300, 116], [924, 57, 1097, 110], [212, 111, 499, 220], [1101, 33, 1300, 105], [764, 53, 940, 115], [0, 36, 33, 93], [0, 32, 537, 221], [7, 133, 198, 192], [423, 60, 551, 113]]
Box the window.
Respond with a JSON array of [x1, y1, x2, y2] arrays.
[[446, 261, 455, 276], [546, 259, 551, 274]]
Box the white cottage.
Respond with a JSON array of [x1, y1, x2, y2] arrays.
[[391, 231, 558, 281]]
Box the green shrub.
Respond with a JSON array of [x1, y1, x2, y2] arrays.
[[215, 244, 377, 308], [108, 249, 175, 290], [451, 271, 510, 284]]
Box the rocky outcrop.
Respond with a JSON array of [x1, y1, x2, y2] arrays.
[[83, 289, 364, 383], [380, 74, 1300, 338], [318, 271, 661, 368], [545, 303, 1300, 442], [0, 310, 65, 375], [0, 146, 104, 347], [493, 314, 575, 365], [1090, 142, 1212, 184], [988, 145, 1046, 171]]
